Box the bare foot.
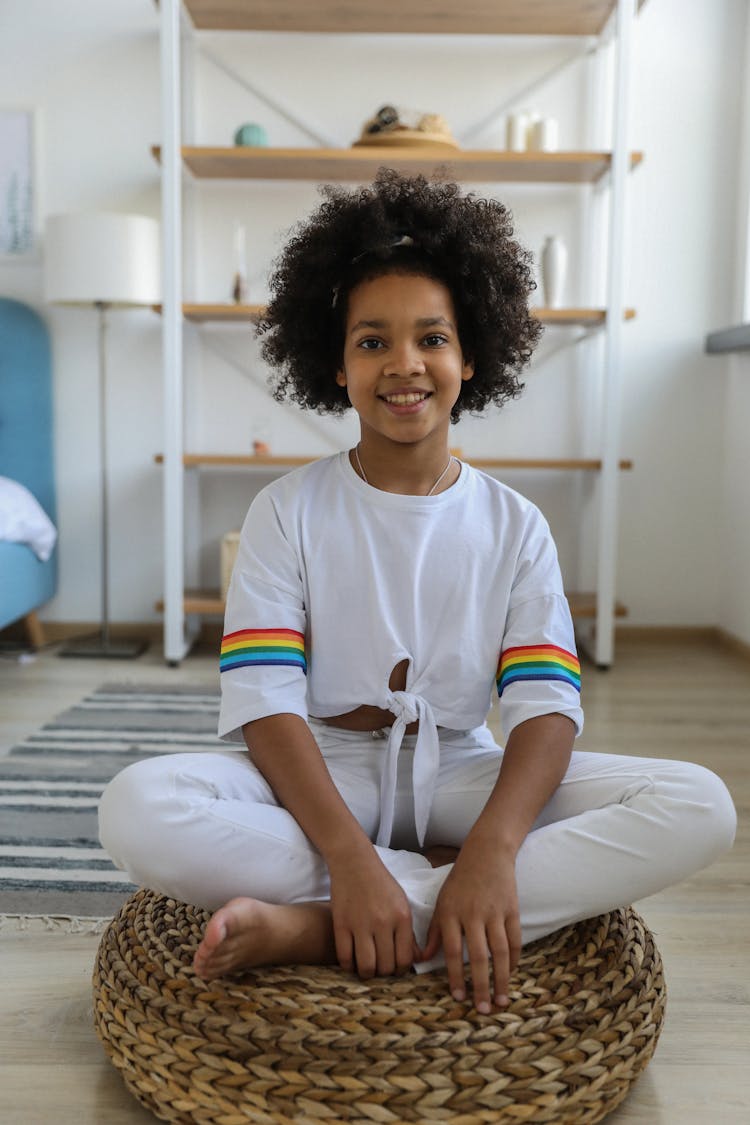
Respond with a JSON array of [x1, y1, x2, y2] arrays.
[[422, 845, 460, 868], [192, 897, 337, 980]]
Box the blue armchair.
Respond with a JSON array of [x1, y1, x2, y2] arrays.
[[0, 297, 58, 645]]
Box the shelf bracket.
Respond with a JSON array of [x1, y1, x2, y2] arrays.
[[201, 46, 341, 148], [197, 334, 346, 452], [532, 327, 601, 371], [594, 0, 636, 667], [460, 39, 597, 146]]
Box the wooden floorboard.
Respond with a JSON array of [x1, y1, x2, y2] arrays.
[[0, 636, 748, 1123]]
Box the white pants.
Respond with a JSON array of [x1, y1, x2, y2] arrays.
[[99, 720, 736, 971]]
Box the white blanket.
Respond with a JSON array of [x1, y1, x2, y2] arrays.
[[0, 476, 57, 561]]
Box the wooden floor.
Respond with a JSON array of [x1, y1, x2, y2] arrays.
[[0, 634, 748, 1124]]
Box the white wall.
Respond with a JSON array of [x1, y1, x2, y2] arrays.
[[716, 2, 750, 649], [1, 0, 747, 638], [718, 356, 750, 645], [618, 0, 746, 630], [0, 1, 162, 623]]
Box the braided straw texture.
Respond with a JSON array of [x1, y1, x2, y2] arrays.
[[92, 890, 665, 1125]]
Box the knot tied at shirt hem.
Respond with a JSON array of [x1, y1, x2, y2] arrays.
[[377, 691, 441, 849]]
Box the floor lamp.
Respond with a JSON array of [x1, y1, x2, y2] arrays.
[[45, 212, 160, 658]]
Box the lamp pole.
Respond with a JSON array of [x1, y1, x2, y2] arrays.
[[45, 210, 160, 660], [58, 301, 147, 659], [97, 301, 111, 650]]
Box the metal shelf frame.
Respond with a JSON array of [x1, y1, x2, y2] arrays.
[[158, 0, 639, 666]]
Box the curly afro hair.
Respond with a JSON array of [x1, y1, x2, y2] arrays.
[[258, 168, 541, 421]]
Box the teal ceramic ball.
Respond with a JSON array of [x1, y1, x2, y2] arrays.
[[234, 123, 268, 147]]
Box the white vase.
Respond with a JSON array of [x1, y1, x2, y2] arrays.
[[541, 236, 567, 308]]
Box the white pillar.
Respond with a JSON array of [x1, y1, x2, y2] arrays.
[[595, 0, 636, 667], [160, 0, 187, 664]]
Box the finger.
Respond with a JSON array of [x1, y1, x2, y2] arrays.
[[466, 927, 493, 1014], [421, 918, 441, 963], [355, 934, 377, 980], [507, 911, 522, 977], [395, 921, 416, 974], [440, 919, 466, 1002], [334, 926, 354, 974], [374, 928, 396, 977], [487, 922, 510, 1008]]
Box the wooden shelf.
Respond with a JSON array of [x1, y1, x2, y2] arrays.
[[155, 454, 633, 471], [152, 146, 643, 185], [474, 458, 634, 471], [153, 303, 636, 326], [567, 593, 628, 620], [164, 303, 266, 322], [540, 307, 636, 326], [158, 589, 626, 620], [157, 453, 316, 468], [180, 1, 646, 37], [155, 590, 227, 616]]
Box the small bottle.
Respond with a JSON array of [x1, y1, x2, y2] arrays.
[[232, 223, 249, 304]]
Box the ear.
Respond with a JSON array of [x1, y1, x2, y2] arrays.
[[335, 367, 347, 387], [461, 359, 475, 383]]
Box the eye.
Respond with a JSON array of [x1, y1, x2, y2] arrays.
[[423, 333, 448, 347], [357, 337, 384, 351]]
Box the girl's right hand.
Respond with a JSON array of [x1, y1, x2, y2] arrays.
[[328, 848, 419, 978]]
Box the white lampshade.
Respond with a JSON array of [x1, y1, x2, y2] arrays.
[[44, 212, 161, 306]]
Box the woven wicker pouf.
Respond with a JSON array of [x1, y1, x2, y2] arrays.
[[92, 889, 666, 1125]]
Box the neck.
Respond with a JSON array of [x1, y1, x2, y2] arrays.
[[353, 437, 458, 496]]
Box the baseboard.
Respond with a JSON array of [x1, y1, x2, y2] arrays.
[[34, 621, 165, 645], [715, 627, 750, 664], [6, 619, 749, 664], [614, 625, 720, 645], [0, 620, 221, 653], [614, 624, 750, 664]]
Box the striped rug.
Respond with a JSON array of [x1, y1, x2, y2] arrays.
[[0, 682, 222, 926]]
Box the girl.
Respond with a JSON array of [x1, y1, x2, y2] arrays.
[[99, 170, 735, 1016]]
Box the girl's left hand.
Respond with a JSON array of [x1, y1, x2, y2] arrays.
[[421, 840, 521, 1013]]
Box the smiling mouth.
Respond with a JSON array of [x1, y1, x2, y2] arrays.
[[380, 391, 431, 405]]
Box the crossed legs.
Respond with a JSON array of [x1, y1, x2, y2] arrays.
[[98, 729, 736, 978]]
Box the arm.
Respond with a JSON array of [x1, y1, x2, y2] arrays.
[[423, 712, 575, 1012], [243, 712, 419, 977]]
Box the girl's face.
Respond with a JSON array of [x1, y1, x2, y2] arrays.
[[336, 272, 474, 451]]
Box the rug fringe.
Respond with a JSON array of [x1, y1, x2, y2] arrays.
[[0, 912, 112, 934]]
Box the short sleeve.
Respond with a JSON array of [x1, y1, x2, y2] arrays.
[[218, 487, 309, 743], [495, 508, 583, 740]]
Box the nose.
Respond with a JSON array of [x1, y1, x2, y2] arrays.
[[383, 339, 426, 377]]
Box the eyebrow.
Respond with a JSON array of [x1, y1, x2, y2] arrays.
[[349, 315, 454, 335]]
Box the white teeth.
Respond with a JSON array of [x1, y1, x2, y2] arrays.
[[383, 392, 428, 405]]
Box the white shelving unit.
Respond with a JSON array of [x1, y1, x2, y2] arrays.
[[157, 0, 642, 666]]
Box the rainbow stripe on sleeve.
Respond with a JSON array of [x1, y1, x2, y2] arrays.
[[497, 644, 581, 696], [220, 628, 307, 674]]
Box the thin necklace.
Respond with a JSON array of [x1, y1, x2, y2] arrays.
[[353, 445, 456, 496]]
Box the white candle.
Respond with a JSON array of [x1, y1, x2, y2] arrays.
[[506, 112, 529, 152]]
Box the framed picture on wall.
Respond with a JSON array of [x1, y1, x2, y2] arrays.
[[0, 108, 39, 261]]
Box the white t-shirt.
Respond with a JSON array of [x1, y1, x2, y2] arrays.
[[218, 452, 583, 845]]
